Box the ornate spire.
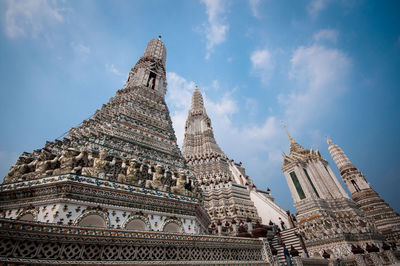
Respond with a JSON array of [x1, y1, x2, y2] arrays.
[[182, 87, 224, 158], [125, 37, 167, 94], [281, 121, 308, 155], [327, 138, 354, 172], [191, 86, 205, 112], [281, 121, 294, 144], [326, 136, 332, 145]]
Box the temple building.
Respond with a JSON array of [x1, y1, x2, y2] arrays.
[[328, 138, 400, 244], [281, 125, 385, 259], [182, 87, 290, 236], [0, 37, 210, 234], [0, 37, 399, 265]]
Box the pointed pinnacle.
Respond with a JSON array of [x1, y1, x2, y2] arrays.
[[326, 136, 332, 145], [281, 120, 294, 143]]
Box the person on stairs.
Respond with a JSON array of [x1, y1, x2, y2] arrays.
[[283, 244, 292, 266]]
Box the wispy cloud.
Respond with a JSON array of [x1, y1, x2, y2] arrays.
[[71, 43, 91, 55], [280, 44, 351, 126], [250, 48, 274, 84], [313, 29, 339, 43], [200, 0, 229, 59], [166, 72, 196, 146], [4, 0, 64, 39], [106, 64, 123, 76], [307, 0, 330, 17], [249, 0, 261, 19]]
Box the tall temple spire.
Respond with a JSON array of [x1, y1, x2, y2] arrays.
[[327, 138, 355, 172], [182, 87, 224, 158], [191, 86, 205, 112], [4, 37, 189, 185], [125, 37, 167, 95], [1, 38, 210, 237], [327, 138, 400, 243]]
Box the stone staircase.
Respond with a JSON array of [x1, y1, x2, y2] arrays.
[[270, 228, 306, 265]]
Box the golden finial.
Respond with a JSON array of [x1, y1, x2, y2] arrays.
[[326, 136, 332, 145], [281, 120, 294, 143]]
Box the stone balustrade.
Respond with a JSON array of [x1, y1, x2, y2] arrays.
[[0, 218, 267, 265]]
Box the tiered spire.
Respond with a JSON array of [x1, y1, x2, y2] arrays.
[[182, 87, 225, 158], [327, 137, 355, 173], [327, 137, 400, 243], [3, 37, 190, 185], [191, 86, 205, 112], [182, 88, 260, 235]]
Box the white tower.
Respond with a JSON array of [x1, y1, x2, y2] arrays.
[[327, 138, 400, 244], [281, 124, 381, 258]]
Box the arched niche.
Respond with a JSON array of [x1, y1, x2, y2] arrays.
[[78, 214, 106, 228], [312, 252, 321, 257], [18, 213, 34, 221], [125, 219, 147, 231], [163, 222, 181, 233]]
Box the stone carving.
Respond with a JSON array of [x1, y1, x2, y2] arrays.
[[4, 152, 33, 183], [118, 158, 141, 185], [171, 171, 189, 195], [82, 149, 116, 179], [29, 149, 58, 178], [145, 164, 165, 191], [53, 146, 85, 175]]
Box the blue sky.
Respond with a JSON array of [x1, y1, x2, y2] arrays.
[[0, 0, 399, 213]]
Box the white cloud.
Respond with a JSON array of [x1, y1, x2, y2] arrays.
[[313, 29, 339, 43], [166, 72, 196, 146], [166, 72, 195, 110], [280, 45, 351, 126], [201, 0, 229, 59], [249, 0, 261, 18], [71, 43, 91, 55], [250, 48, 273, 84], [105, 64, 123, 76], [212, 80, 220, 90], [307, 0, 329, 17], [4, 0, 64, 39]]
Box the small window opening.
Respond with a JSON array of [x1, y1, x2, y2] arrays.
[[351, 180, 360, 192], [147, 72, 156, 89]]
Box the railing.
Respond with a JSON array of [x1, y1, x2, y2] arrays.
[[0, 219, 268, 265]]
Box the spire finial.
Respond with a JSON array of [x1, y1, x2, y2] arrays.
[[281, 120, 294, 143], [158, 35, 162, 40], [326, 136, 332, 145], [195, 85, 199, 91]]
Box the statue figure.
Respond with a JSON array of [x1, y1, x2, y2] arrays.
[[118, 158, 140, 184], [171, 171, 190, 196], [27, 149, 58, 178], [126, 159, 140, 184], [82, 149, 116, 179], [53, 146, 85, 175], [145, 164, 165, 191], [3, 153, 33, 183], [148, 77, 154, 89]]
